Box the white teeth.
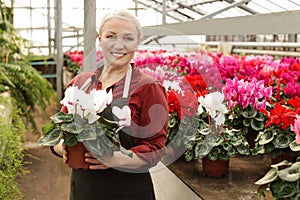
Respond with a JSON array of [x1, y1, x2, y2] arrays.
[[112, 52, 126, 57]]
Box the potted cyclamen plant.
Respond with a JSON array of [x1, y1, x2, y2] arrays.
[[255, 160, 300, 200], [38, 85, 132, 169], [252, 97, 300, 164], [185, 91, 250, 177], [222, 77, 272, 149]]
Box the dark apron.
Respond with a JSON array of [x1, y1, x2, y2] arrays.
[[70, 69, 155, 200]]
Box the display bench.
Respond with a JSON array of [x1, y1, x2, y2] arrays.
[[167, 155, 271, 200]]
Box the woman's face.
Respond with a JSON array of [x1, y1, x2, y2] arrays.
[[99, 17, 139, 69]]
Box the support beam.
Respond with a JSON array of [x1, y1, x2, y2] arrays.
[[200, 0, 251, 19], [143, 10, 300, 36], [47, 0, 52, 55], [55, 0, 63, 99], [83, 0, 96, 72]]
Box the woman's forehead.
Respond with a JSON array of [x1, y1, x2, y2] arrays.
[[102, 18, 138, 33]]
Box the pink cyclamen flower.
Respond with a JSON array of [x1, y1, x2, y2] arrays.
[[291, 114, 300, 144]]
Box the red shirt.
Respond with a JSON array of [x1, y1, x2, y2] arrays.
[[62, 66, 168, 167]]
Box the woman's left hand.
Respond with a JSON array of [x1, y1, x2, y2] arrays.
[[85, 152, 110, 170]]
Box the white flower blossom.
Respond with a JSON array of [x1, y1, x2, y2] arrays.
[[60, 86, 113, 124], [112, 105, 131, 127], [198, 91, 227, 126]]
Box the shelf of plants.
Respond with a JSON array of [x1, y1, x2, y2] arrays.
[[63, 49, 300, 199]]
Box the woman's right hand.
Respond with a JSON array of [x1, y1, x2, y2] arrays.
[[62, 143, 68, 164]]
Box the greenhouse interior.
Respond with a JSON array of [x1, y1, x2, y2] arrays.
[[1, 0, 300, 199]]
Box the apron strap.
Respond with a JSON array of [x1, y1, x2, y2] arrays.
[[81, 77, 92, 92], [80, 60, 104, 92], [122, 68, 132, 98]]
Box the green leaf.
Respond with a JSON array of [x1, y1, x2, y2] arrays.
[[206, 134, 219, 146], [76, 124, 97, 142], [290, 140, 300, 151], [270, 180, 298, 198], [198, 142, 211, 156], [207, 151, 218, 161], [41, 121, 56, 135], [50, 112, 74, 124], [252, 145, 265, 155], [254, 112, 266, 122], [227, 148, 237, 157], [258, 130, 274, 145], [222, 142, 232, 151], [243, 118, 251, 127], [218, 151, 230, 161], [242, 106, 257, 118], [271, 160, 291, 168], [250, 119, 264, 131], [61, 121, 84, 134], [255, 168, 278, 185], [37, 127, 62, 146], [273, 134, 292, 149], [236, 142, 250, 155], [278, 162, 300, 182], [230, 136, 242, 146], [83, 139, 105, 158], [185, 149, 194, 161], [63, 134, 78, 146]]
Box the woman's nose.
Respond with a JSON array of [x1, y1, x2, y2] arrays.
[[113, 38, 125, 49]]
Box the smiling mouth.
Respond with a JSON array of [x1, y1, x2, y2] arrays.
[[111, 52, 127, 57]]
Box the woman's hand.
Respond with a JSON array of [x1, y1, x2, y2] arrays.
[[85, 152, 110, 170], [62, 143, 68, 164]]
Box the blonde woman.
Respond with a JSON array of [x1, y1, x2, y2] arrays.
[[52, 10, 168, 200]]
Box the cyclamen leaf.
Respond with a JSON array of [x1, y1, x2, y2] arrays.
[[38, 127, 62, 146], [278, 162, 300, 182], [42, 121, 56, 135], [63, 134, 78, 147], [50, 112, 73, 124], [255, 168, 278, 185]]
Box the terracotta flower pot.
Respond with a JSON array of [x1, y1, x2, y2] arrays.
[[66, 142, 89, 170], [201, 156, 230, 177]]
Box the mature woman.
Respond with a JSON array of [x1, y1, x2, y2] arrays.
[[52, 10, 168, 200]]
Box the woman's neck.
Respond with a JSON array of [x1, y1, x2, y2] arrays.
[[99, 64, 131, 89]]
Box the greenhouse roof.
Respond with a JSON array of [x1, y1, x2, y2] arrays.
[[3, 0, 300, 54], [136, 0, 300, 22]]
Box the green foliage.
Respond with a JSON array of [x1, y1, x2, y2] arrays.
[[0, 96, 26, 200], [255, 160, 300, 199], [64, 55, 81, 74], [1, 1, 28, 63], [225, 104, 266, 135], [38, 112, 133, 159], [0, 62, 57, 133], [184, 114, 250, 162], [252, 126, 300, 159]]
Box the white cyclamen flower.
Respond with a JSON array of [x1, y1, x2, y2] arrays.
[[60, 85, 86, 115], [84, 88, 113, 124], [60, 86, 113, 124], [112, 105, 131, 127], [198, 91, 227, 126]]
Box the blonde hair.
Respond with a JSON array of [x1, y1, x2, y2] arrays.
[[98, 10, 143, 43]]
